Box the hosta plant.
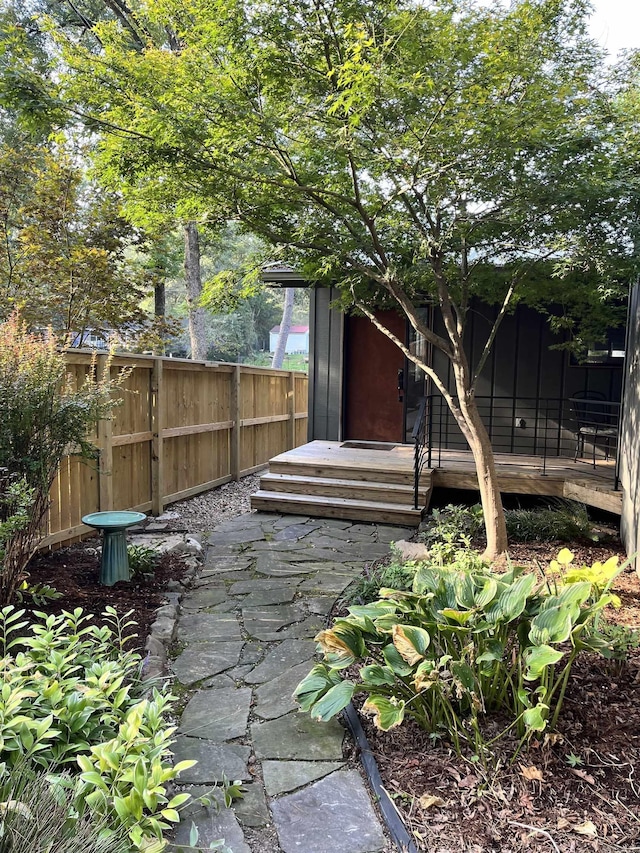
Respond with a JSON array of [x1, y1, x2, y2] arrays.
[[295, 550, 625, 753]]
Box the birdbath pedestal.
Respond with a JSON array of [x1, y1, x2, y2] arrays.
[[82, 511, 147, 586]]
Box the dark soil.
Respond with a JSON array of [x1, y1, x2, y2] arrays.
[[24, 538, 186, 652], [342, 539, 640, 853]]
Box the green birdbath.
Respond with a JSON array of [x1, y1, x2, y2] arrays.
[[82, 511, 147, 586]]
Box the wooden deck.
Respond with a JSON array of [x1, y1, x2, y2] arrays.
[[250, 440, 621, 524]]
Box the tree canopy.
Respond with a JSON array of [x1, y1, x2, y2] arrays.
[[5, 0, 638, 554]]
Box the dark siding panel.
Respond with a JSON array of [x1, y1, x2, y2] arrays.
[[309, 287, 343, 440]]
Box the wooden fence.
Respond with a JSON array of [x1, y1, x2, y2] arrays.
[[42, 351, 309, 549]]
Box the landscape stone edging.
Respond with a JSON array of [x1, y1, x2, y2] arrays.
[[141, 534, 204, 682]]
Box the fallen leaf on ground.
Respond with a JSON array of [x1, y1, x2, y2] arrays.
[[419, 794, 445, 810], [573, 820, 598, 837], [557, 818, 571, 830], [520, 764, 544, 782], [570, 768, 596, 785]]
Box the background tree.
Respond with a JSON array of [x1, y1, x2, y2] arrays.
[[12, 0, 634, 555]]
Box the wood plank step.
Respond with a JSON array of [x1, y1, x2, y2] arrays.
[[250, 490, 425, 526], [268, 459, 427, 486], [259, 472, 430, 505]]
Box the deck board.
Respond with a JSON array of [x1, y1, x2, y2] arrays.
[[253, 441, 621, 519]]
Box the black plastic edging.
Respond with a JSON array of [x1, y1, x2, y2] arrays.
[[342, 702, 419, 853]]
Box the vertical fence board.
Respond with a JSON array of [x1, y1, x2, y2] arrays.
[[39, 353, 307, 548]]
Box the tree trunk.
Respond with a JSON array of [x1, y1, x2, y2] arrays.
[[153, 280, 166, 356], [183, 221, 208, 360], [459, 395, 509, 560], [271, 287, 295, 369]]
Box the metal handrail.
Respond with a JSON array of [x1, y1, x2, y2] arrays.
[[411, 397, 428, 510], [413, 394, 620, 478]]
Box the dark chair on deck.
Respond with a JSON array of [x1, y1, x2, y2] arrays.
[[570, 391, 618, 468]]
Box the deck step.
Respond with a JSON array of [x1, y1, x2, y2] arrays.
[[268, 458, 424, 486], [250, 490, 425, 526], [259, 472, 429, 505]]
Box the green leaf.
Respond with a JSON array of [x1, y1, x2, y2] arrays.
[[382, 643, 413, 677], [523, 704, 549, 732], [359, 664, 396, 687], [391, 624, 430, 665], [529, 606, 574, 646], [189, 821, 199, 848], [485, 573, 537, 624], [293, 664, 339, 712], [310, 680, 355, 721], [522, 644, 564, 681], [362, 695, 405, 731]]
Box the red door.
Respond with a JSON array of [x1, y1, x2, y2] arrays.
[[343, 311, 406, 442]]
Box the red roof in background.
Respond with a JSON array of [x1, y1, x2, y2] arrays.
[[270, 325, 309, 334]]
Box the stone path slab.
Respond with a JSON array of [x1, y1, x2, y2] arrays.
[[244, 639, 316, 684], [169, 510, 414, 852], [262, 760, 345, 796], [171, 737, 251, 783], [179, 687, 252, 741], [251, 712, 345, 761], [254, 660, 316, 720], [270, 770, 387, 853], [171, 641, 243, 685]]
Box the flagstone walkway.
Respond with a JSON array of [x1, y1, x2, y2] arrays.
[[168, 511, 413, 853]]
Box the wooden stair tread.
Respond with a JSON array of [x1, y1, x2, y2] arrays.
[[261, 472, 421, 493], [251, 490, 425, 525]]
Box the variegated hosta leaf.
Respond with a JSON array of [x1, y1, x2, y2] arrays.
[[540, 581, 591, 612], [293, 664, 341, 711], [382, 643, 414, 677], [523, 703, 549, 732], [522, 644, 564, 681], [392, 624, 430, 665], [315, 621, 365, 665], [454, 573, 477, 609], [309, 680, 355, 722], [440, 608, 474, 625], [475, 577, 499, 609], [362, 695, 405, 731], [485, 572, 537, 624], [373, 612, 403, 632], [413, 659, 438, 692], [529, 605, 575, 646], [359, 664, 396, 687]]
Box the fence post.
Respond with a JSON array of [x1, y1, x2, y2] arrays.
[[230, 364, 241, 481], [288, 371, 296, 449], [96, 354, 114, 512], [151, 357, 164, 515]]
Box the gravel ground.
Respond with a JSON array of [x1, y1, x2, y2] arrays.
[[166, 472, 262, 532]]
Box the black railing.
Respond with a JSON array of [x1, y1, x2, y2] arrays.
[[411, 396, 429, 509], [414, 394, 620, 480]]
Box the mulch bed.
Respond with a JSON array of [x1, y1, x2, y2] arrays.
[[24, 538, 186, 651], [341, 539, 640, 853]]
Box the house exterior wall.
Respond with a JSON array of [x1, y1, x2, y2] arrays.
[[619, 284, 640, 572], [308, 291, 623, 454], [430, 303, 623, 456]]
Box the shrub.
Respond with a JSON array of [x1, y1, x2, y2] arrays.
[[0, 605, 194, 851], [295, 549, 625, 755], [0, 314, 122, 603], [505, 499, 594, 542]]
